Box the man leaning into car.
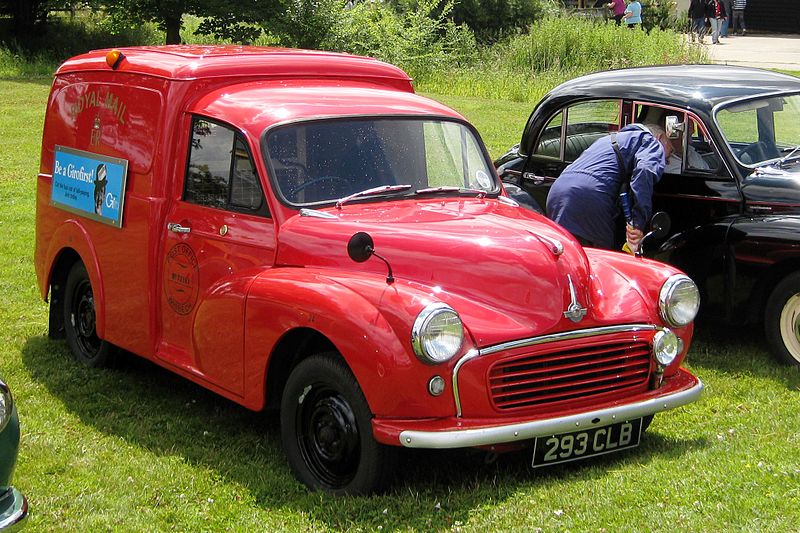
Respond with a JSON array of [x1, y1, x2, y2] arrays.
[[546, 123, 672, 252]]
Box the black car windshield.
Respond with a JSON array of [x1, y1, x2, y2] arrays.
[[265, 117, 498, 206], [717, 94, 800, 167]]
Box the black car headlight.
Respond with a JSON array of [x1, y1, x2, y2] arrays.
[[0, 378, 12, 433], [659, 274, 700, 327], [411, 303, 464, 364]]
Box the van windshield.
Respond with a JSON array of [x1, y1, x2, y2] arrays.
[[265, 117, 498, 206]]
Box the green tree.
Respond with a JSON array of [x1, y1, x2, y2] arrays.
[[106, 0, 184, 44], [0, 0, 69, 37]]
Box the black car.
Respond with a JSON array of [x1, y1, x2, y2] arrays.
[[1, 376, 26, 531], [496, 65, 800, 366]]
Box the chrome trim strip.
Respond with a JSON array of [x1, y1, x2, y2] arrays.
[[451, 348, 479, 417], [401, 379, 703, 448], [479, 324, 659, 356], [450, 324, 660, 419], [299, 208, 338, 219], [0, 488, 28, 532]]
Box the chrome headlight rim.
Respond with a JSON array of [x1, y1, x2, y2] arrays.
[[411, 302, 464, 365], [653, 328, 680, 366], [659, 274, 700, 328], [0, 378, 13, 433]]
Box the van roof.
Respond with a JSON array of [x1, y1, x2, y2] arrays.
[[56, 45, 414, 90], [190, 81, 464, 136]]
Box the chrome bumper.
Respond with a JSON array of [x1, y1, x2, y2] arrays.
[[0, 487, 28, 532], [399, 379, 703, 449]]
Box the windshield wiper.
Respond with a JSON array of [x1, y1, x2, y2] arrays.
[[414, 186, 487, 198], [335, 184, 412, 209], [777, 145, 800, 168]]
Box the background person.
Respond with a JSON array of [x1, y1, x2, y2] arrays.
[[709, 0, 726, 44], [546, 124, 672, 251], [607, 0, 626, 25], [688, 0, 708, 43], [720, 0, 732, 37], [623, 0, 642, 29], [731, 0, 747, 35]]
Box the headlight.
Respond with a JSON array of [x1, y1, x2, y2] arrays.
[[659, 274, 700, 327], [0, 378, 12, 432], [411, 303, 464, 364], [653, 329, 680, 366]]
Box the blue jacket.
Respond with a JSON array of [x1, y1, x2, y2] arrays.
[[546, 125, 665, 249]]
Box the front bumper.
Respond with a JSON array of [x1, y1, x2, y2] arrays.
[[377, 369, 702, 449], [0, 487, 28, 532]]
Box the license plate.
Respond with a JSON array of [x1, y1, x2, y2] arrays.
[[531, 418, 643, 468]]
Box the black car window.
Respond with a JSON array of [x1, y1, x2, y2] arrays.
[[634, 103, 721, 175], [533, 101, 621, 162], [185, 118, 269, 216], [533, 112, 563, 158], [685, 117, 721, 172]]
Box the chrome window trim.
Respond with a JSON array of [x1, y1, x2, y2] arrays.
[[451, 324, 661, 417]]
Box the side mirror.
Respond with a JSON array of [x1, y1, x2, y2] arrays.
[[347, 232, 395, 284], [648, 211, 671, 240], [347, 231, 374, 263], [665, 116, 684, 140], [636, 212, 671, 257]]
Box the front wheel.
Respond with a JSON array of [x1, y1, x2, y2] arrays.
[[764, 272, 800, 366], [63, 262, 115, 367], [280, 353, 398, 495]]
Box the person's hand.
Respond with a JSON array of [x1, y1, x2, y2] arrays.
[[626, 224, 644, 247]]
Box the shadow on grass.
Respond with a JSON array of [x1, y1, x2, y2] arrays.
[[688, 319, 800, 390], [22, 334, 707, 530], [0, 77, 54, 86]]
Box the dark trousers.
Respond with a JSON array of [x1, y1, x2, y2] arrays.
[[731, 9, 746, 33]]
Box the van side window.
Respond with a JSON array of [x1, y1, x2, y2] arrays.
[[185, 118, 269, 216]]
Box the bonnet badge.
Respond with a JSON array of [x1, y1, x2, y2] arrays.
[[563, 274, 587, 323]]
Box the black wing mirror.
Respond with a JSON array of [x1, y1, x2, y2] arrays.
[[636, 211, 671, 257], [347, 232, 394, 284]]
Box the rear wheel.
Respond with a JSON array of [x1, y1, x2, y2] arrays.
[[280, 353, 398, 495], [63, 262, 115, 367], [764, 272, 800, 366]]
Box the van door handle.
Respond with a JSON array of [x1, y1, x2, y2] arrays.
[[167, 222, 191, 234]]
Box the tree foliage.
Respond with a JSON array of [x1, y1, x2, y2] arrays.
[[389, 0, 558, 43], [108, 0, 212, 44]]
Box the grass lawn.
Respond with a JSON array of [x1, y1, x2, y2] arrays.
[[2, 79, 800, 531]]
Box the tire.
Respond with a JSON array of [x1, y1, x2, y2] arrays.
[[764, 272, 800, 366], [641, 414, 654, 433], [280, 353, 398, 495], [63, 262, 115, 367]]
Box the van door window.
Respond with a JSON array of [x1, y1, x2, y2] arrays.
[[185, 118, 268, 216]]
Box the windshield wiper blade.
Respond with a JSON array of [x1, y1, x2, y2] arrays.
[[415, 186, 487, 198], [778, 145, 800, 168], [335, 184, 412, 208]]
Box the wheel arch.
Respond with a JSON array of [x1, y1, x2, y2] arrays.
[[42, 221, 106, 339], [242, 270, 458, 419], [747, 258, 800, 324], [263, 327, 340, 411]]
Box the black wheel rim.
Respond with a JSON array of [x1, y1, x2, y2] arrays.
[[296, 384, 360, 489], [70, 279, 102, 359]]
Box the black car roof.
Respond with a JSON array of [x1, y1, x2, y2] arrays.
[[541, 64, 800, 110], [519, 65, 800, 156]]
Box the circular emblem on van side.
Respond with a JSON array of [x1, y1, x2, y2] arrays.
[[164, 243, 199, 315]]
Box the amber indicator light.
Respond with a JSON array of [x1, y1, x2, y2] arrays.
[[106, 49, 125, 69]]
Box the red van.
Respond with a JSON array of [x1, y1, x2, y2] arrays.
[[35, 46, 702, 494]]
